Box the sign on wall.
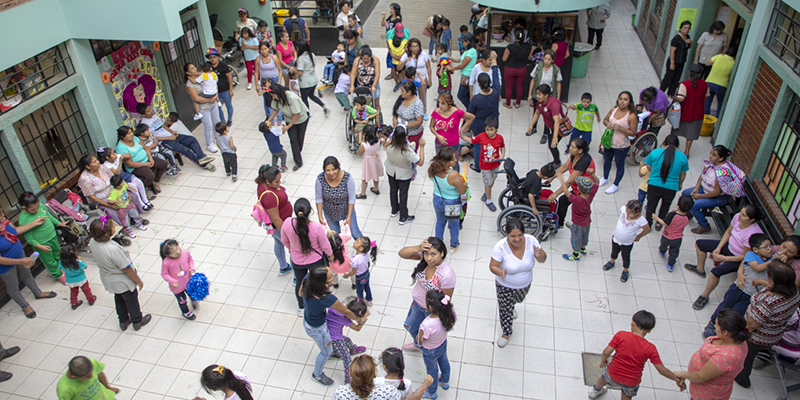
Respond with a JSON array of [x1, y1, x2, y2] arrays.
[[100, 41, 168, 127]]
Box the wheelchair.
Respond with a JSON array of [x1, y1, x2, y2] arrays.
[[345, 86, 383, 154], [496, 158, 559, 241]]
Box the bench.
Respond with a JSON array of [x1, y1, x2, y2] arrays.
[[706, 180, 784, 245]]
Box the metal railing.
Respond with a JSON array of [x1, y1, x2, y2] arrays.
[[0, 43, 75, 109]]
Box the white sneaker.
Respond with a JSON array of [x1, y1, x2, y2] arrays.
[[565, 221, 573, 229], [206, 144, 219, 153], [588, 386, 607, 399], [497, 335, 509, 348], [247, 83, 252, 90], [193, 112, 203, 120], [605, 184, 620, 194], [598, 177, 609, 187], [297, 308, 304, 317], [512, 309, 518, 319]]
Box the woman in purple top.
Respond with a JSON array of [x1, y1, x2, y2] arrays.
[[639, 86, 671, 135], [398, 237, 456, 352], [281, 198, 333, 315]]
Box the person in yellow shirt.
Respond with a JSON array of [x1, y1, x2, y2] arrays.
[[704, 47, 736, 117]]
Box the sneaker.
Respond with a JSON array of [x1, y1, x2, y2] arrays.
[[297, 307, 304, 317], [135, 223, 148, 231], [193, 112, 203, 120], [124, 229, 137, 239], [580, 248, 587, 255], [232, 175, 237, 182], [563, 254, 580, 261], [57, 274, 66, 285], [481, 193, 487, 202], [421, 391, 438, 399], [393, 82, 402, 92], [279, 166, 288, 172], [366, 300, 373, 307], [166, 167, 179, 176], [692, 296, 709, 310], [198, 156, 215, 164], [602, 261, 615, 271], [588, 386, 608, 399], [598, 177, 609, 187], [88, 295, 97, 306], [71, 300, 83, 310], [620, 270, 630, 282], [204, 163, 217, 172], [684, 263, 707, 278], [399, 216, 415, 225], [401, 342, 420, 351], [278, 267, 292, 276], [497, 335, 509, 348], [702, 321, 716, 338], [667, 264, 674, 272], [390, 212, 398, 218], [311, 372, 334, 386], [691, 225, 712, 234], [438, 375, 449, 390], [183, 311, 197, 320], [132, 314, 152, 331], [539, 134, 548, 144], [658, 251, 666, 258], [351, 283, 356, 290], [604, 184, 619, 194], [486, 201, 497, 212], [292, 164, 303, 171], [247, 83, 252, 90], [206, 144, 219, 153], [350, 346, 367, 355]]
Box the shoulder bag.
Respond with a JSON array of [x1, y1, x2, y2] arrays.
[[433, 174, 461, 219]]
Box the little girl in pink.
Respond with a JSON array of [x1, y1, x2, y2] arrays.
[[327, 224, 355, 289], [159, 239, 197, 320]]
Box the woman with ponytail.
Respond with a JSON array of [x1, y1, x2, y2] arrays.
[[682, 145, 735, 234], [199, 364, 253, 400], [376, 347, 434, 399], [675, 309, 748, 400], [333, 354, 433, 399], [281, 198, 333, 315], [255, 164, 293, 276], [672, 64, 708, 156], [644, 135, 689, 228], [418, 289, 456, 398]]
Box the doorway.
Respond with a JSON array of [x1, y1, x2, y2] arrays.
[[161, 18, 205, 132]]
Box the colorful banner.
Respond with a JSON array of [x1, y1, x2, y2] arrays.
[[104, 41, 168, 127]]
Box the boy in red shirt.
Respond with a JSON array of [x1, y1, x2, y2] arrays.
[[590, 310, 685, 399], [459, 117, 504, 211], [653, 195, 693, 272], [563, 176, 597, 261]]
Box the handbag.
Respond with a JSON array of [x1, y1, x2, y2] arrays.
[[558, 103, 573, 137], [667, 101, 681, 129], [650, 110, 666, 127], [422, 27, 434, 38], [460, 75, 470, 86], [600, 128, 614, 149], [293, 220, 330, 266], [433, 174, 461, 219]]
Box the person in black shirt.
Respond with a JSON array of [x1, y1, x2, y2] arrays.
[[207, 49, 234, 132], [522, 163, 555, 215], [660, 21, 693, 97]]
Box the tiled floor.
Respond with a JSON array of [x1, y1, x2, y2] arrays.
[[1, 1, 797, 399]]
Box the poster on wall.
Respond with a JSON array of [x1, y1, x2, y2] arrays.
[[104, 41, 168, 127]]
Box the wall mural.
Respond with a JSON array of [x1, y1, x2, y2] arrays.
[[100, 41, 167, 127]]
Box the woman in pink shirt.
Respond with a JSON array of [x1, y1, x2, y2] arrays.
[[676, 309, 749, 399], [398, 237, 456, 352], [281, 198, 333, 315], [429, 93, 474, 169], [160, 239, 197, 320], [275, 31, 297, 88]]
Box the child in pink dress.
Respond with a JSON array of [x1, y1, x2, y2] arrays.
[[159, 240, 198, 320], [327, 224, 355, 289], [357, 125, 385, 199]]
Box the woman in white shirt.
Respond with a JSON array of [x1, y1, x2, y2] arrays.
[[234, 8, 258, 40], [490, 218, 547, 348], [335, 1, 360, 40]]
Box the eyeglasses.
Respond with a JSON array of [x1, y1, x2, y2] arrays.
[[756, 245, 772, 250]]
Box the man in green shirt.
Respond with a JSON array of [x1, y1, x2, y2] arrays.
[[57, 356, 119, 400], [704, 47, 736, 117]]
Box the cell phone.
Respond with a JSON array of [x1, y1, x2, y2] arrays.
[[30, 252, 39, 262]]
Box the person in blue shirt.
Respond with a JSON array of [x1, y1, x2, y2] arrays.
[[284, 7, 311, 42]]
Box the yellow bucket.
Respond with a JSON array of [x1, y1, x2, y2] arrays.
[[275, 9, 289, 25], [700, 115, 717, 137]]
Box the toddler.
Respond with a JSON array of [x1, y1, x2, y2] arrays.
[[326, 225, 355, 289], [200, 365, 253, 400], [258, 119, 288, 172], [458, 117, 504, 212], [435, 43, 452, 102], [159, 239, 198, 320], [108, 175, 148, 238], [357, 125, 384, 199], [59, 244, 96, 310], [566, 92, 600, 151], [334, 64, 353, 111], [17, 192, 66, 283], [351, 96, 379, 144], [214, 121, 238, 181], [97, 147, 153, 210], [401, 66, 422, 89], [193, 62, 222, 120], [376, 347, 435, 399], [603, 200, 650, 282], [563, 176, 598, 261], [344, 236, 378, 306], [637, 162, 649, 204], [288, 70, 300, 96], [134, 123, 179, 176], [418, 290, 456, 399], [326, 296, 369, 383], [653, 195, 694, 272], [325, 42, 347, 83], [589, 310, 685, 399]]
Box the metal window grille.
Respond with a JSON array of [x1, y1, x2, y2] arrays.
[[764, 95, 800, 226], [654, 0, 665, 18], [765, 1, 800, 75], [162, 18, 203, 91], [743, 0, 758, 12], [0, 136, 24, 219], [90, 40, 128, 62], [12, 92, 94, 189], [0, 43, 74, 106]]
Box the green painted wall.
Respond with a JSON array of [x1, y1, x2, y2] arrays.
[[0, 0, 70, 72], [470, 0, 612, 12]]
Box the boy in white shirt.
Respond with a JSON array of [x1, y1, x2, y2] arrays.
[[324, 42, 347, 84]]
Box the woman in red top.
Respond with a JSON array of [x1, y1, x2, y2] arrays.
[[550, 28, 570, 67], [547, 138, 599, 229], [529, 84, 565, 165], [672, 64, 708, 157], [275, 31, 297, 88], [255, 164, 294, 276]]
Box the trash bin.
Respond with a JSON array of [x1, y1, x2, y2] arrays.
[[700, 115, 717, 137], [275, 9, 289, 25], [571, 43, 594, 79]]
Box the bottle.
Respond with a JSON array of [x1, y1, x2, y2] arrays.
[[29, 252, 39, 262]]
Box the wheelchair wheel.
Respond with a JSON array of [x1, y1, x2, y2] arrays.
[[628, 132, 658, 165], [498, 188, 522, 210], [497, 205, 542, 238], [230, 68, 240, 88], [345, 111, 354, 150]]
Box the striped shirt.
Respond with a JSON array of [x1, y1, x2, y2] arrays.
[[745, 289, 800, 346]]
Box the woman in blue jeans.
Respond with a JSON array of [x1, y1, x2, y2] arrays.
[[301, 266, 366, 386], [315, 156, 363, 239], [428, 147, 467, 252], [254, 42, 283, 121], [398, 237, 456, 352], [599, 91, 639, 195], [255, 165, 292, 275], [683, 145, 733, 234]]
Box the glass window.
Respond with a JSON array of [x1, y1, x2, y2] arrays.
[[765, 1, 800, 75], [0, 43, 75, 112], [0, 136, 25, 219], [90, 40, 128, 62], [12, 92, 94, 189], [764, 95, 800, 226]]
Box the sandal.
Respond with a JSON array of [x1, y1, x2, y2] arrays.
[[355, 194, 367, 200], [36, 292, 56, 299], [25, 310, 36, 319], [525, 130, 535, 136], [514, 103, 520, 109], [370, 188, 380, 195], [502, 103, 512, 109]]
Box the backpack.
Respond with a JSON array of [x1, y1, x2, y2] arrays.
[[288, 18, 303, 44], [252, 189, 279, 234]]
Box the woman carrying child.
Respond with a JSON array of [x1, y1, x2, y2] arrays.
[[160, 239, 198, 320], [326, 296, 369, 383], [59, 244, 96, 310]]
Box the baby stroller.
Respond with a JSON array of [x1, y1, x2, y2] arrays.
[[598, 107, 659, 166], [496, 158, 559, 241], [345, 86, 384, 153], [43, 189, 94, 251]]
